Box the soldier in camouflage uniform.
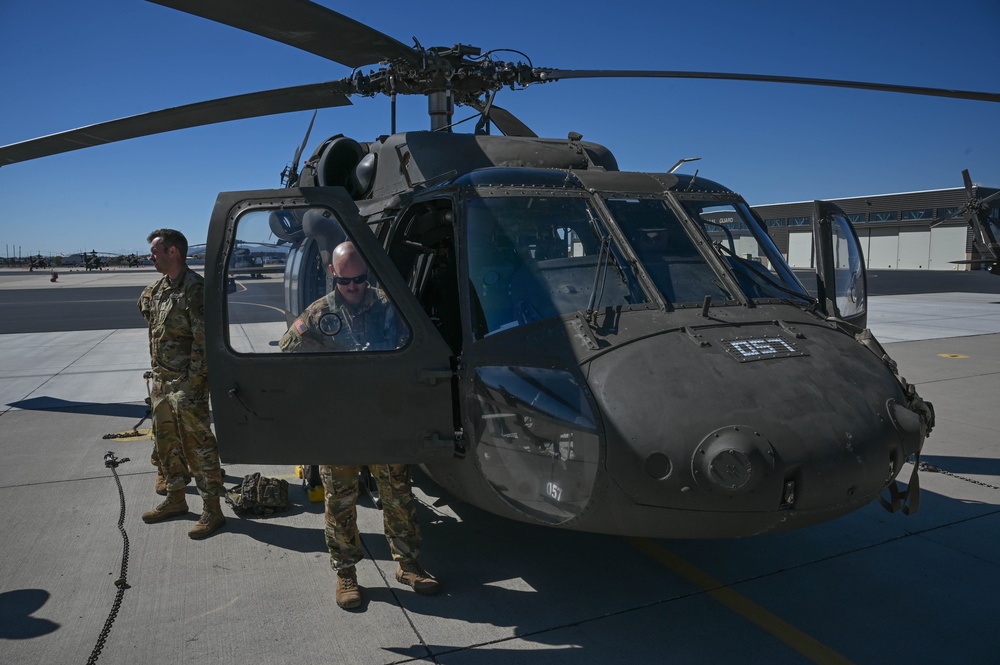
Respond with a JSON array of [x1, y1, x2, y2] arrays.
[[280, 241, 439, 609], [138, 228, 226, 540]]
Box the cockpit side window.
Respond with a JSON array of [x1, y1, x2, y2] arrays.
[[386, 200, 461, 354]]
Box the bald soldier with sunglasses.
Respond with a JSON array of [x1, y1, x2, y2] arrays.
[[279, 241, 439, 609], [279, 241, 409, 353]]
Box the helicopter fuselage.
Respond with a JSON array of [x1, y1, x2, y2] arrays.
[[205, 131, 929, 539]]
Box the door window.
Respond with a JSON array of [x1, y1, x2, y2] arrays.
[[828, 213, 865, 319], [225, 206, 411, 355]]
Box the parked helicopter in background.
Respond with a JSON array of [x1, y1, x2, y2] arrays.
[[936, 169, 1000, 275], [27, 254, 51, 271], [122, 253, 143, 268], [83, 250, 118, 272], [2, 0, 995, 538], [191, 240, 288, 282]]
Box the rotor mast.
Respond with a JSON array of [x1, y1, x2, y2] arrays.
[[427, 90, 454, 132]]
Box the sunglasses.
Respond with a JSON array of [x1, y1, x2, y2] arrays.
[[334, 273, 368, 286]]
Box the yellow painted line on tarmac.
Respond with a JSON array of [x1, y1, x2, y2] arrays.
[[937, 353, 969, 358], [628, 537, 854, 665]]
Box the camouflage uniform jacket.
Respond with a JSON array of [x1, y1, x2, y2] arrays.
[[279, 287, 408, 353], [137, 266, 209, 396]]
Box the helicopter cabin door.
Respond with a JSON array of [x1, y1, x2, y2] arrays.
[[204, 187, 456, 465], [812, 200, 868, 329]]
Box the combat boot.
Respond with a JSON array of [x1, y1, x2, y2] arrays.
[[336, 566, 362, 609], [396, 560, 439, 595], [188, 497, 226, 540], [141, 491, 188, 523]]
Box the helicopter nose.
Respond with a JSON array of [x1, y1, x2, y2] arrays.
[[584, 319, 921, 533]]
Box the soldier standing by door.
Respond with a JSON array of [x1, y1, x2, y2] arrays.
[[138, 228, 226, 539]]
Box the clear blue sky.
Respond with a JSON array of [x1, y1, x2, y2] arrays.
[[1, 0, 998, 257]]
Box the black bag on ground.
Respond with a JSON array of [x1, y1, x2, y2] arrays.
[[225, 472, 291, 516]]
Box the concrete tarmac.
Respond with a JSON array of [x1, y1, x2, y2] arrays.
[[1, 270, 999, 664]]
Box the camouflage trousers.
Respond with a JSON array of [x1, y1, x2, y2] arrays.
[[150, 378, 224, 499], [319, 464, 421, 570], [150, 440, 188, 475]]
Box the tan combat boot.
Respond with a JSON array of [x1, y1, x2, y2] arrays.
[[336, 566, 362, 609], [396, 561, 440, 595], [141, 490, 188, 523], [188, 497, 226, 540]]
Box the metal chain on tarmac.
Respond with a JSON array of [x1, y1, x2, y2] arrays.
[[911, 458, 1000, 491], [102, 372, 153, 440], [87, 452, 132, 665]]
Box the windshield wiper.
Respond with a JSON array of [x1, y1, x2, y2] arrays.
[[585, 235, 611, 322], [715, 243, 816, 305]]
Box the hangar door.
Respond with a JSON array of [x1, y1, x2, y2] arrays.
[[866, 227, 899, 269], [897, 228, 930, 269], [787, 230, 813, 268], [929, 225, 968, 271]]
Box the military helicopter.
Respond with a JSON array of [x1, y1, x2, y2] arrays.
[[933, 170, 1000, 275], [2, 0, 997, 538], [227, 241, 287, 279], [83, 250, 117, 272], [27, 254, 51, 271], [122, 253, 143, 268]]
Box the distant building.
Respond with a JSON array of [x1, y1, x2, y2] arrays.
[[751, 186, 999, 271]]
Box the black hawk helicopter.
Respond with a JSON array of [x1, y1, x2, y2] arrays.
[[2, 0, 997, 538], [932, 170, 1000, 275]]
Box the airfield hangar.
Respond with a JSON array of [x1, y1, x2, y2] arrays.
[[751, 186, 999, 271]]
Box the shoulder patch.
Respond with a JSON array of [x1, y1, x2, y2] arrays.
[[293, 319, 308, 335]]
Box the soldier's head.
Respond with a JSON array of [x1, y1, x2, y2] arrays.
[[330, 241, 369, 307], [147, 229, 188, 278]]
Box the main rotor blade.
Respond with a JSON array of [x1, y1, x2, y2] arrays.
[[149, 0, 420, 69], [0, 82, 352, 166], [535, 69, 1000, 103]]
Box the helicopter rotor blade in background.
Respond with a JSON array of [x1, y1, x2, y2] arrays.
[[282, 110, 319, 186], [148, 0, 421, 69], [930, 208, 968, 228], [292, 110, 318, 169], [532, 69, 1000, 104], [0, 81, 352, 167], [930, 172, 1000, 228], [962, 168, 977, 198]]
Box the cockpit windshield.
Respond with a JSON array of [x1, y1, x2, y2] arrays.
[[465, 195, 645, 338], [681, 200, 810, 302], [464, 193, 811, 338], [603, 197, 733, 305]]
